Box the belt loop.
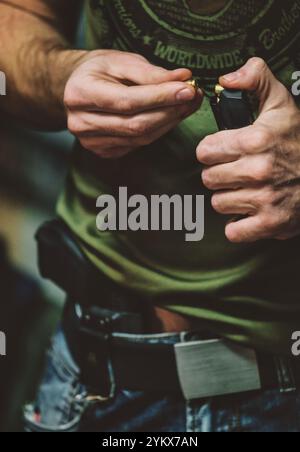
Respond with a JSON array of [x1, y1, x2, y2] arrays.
[[274, 356, 297, 393], [76, 304, 116, 399]]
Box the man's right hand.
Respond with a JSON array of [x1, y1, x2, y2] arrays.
[[64, 50, 203, 159]]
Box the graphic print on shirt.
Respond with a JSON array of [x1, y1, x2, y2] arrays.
[[89, 0, 300, 87]]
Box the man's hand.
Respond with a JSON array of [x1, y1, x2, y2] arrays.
[[197, 57, 300, 243], [64, 50, 202, 159]]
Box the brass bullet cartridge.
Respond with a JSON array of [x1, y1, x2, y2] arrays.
[[186, 79, 199, 92], [215, 84, 225, 97]]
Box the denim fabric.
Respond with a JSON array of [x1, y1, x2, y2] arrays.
[[24, 329, 300, 433]]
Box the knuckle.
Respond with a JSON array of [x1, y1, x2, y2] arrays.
[[64, 82, 80, 109], [259, 214, 282, 232], [248, 128, 270, 152], [63, 84, 73, 106], [197, 137, 213, 163], [257, 215, 269, 231], [255, 191, 273, 207], [197, 146, 209, 163], [67, 115, 84, 136], [155, 90, 168, 105], [128, 118, 148, 137], [225, 225, 241, 243], [211, 195, 224, 213], [118, 96, 135, 113], [248, 57, 267, 72], [202, 170, 215, 189], [257, 188, 276, 206], [252, 158, 273, 182]]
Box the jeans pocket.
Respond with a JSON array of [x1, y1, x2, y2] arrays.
[[24, 329, 89, 432]]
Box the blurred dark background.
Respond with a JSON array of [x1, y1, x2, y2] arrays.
[[0, 8, 85, 432], [0, 118, 74, 431]]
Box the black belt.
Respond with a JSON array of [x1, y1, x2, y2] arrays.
[[63, 300, 300, 401], [63, 301, 183, 398], [37, 220, 300, 400]]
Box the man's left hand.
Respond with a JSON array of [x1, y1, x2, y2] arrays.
[[197, 57, 300, 243]]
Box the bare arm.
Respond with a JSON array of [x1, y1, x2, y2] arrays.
[[0, 0, 202, 154], [0, 0, 85, 130]]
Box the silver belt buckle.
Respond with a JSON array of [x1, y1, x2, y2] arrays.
[[175, 339, 262, 401]]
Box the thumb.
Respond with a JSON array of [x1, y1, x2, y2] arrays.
[[121, 57, 192, 86], [219, 57, 290, 113], [136, 64, 192, 85]]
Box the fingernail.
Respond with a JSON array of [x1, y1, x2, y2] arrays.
[[222, 71, 241, 82], [176, 88, 195, 102]]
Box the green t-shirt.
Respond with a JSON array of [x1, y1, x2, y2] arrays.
[[58, 0, 300, 353]]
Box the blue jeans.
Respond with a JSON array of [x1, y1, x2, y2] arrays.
[[24, 328, 300, 432]]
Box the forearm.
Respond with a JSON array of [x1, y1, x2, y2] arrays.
[[0, 2, 87, 130]]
